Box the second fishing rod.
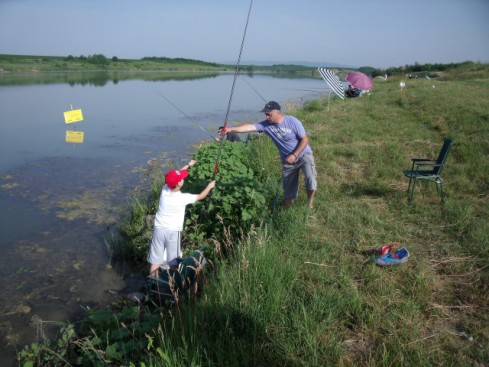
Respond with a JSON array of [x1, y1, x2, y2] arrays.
[[206, 0, 254, 212]]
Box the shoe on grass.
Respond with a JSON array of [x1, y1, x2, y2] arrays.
[[374, 247, 410, 266]]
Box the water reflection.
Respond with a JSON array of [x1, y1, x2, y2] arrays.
[[0, 70, 221, 87]]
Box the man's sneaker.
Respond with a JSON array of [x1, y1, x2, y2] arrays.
[[374, 247, 410, 266]]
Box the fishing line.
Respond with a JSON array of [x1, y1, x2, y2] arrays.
[[206, 0, 254, 211], [155, 91, 216, 140], [239, 74, 267, 102], [284, 88, 327, 93]]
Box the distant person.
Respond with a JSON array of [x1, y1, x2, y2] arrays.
[[148, 160, 215, 277], [220, 101, 317, 209], [215, 126, 242, 142], [346, 84, 361, 98]]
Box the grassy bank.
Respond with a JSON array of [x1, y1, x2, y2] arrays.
[[169, 67, 488, 366], [19, 65, 488, 366], [0, 54, 226, 73]]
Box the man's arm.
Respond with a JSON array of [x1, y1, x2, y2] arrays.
[[285, 135, 309, 164], [292, 135, 309, 157], [223, 124, 258, 134]]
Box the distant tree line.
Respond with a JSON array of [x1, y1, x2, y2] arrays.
[[360, 61, 481, 77], [55, 55, 484, 76], [63, 54, 221, 67], [65, 54, 110, 66], [142, 56, 218, 67]]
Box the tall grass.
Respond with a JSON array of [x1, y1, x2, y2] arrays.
[[127, 69, 488, 366], [157, 69, 488, 366]]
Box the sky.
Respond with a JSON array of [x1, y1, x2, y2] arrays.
[[1, 0, 488, 69]]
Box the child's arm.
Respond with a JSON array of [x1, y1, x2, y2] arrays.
[[197, 181, 216, 201], [180, 159, 197, 171]]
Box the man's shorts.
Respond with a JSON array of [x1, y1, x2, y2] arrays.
[[147, 227, 182, 269], [282, 153, 317, 201]]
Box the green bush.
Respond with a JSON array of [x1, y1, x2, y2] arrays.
[[119, 140, 270, 264], [184, 142, 267, 244], [88, 54, 108, 66]]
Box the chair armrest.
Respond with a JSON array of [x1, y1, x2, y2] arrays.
[[415, 162, 442, 167], [410, 158, 435, 170], [412, 162, 443, 173]]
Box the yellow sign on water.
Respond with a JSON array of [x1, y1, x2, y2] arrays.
[[64, 109, 84, 124], [65, 131, 84, 143]]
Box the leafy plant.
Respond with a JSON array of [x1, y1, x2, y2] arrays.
[[118, 141, 270, 264], [184, 142, 267, 244]]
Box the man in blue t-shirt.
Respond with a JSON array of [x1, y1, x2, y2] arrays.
[[220, 101, 317, 209]]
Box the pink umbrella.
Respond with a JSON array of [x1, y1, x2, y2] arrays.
[[346, 71, 373, 91]]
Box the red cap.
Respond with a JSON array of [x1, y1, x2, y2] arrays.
[[165, 169, 189, 189]]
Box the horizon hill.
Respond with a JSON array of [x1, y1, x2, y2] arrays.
[[0, 53, 484, 78]]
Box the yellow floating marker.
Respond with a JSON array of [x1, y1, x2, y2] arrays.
[[65, 130, 84, 143], [64, 109, 84, 124]]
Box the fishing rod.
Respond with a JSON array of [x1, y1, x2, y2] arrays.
[[206, 0, 254, 211], [155, 91, 216, 140], [271, 174, 283, 213]]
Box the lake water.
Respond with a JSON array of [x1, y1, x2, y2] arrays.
[[0, 71, 329, 364]]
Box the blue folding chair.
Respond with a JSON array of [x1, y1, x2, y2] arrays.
[[403, 138, 453, 204]]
